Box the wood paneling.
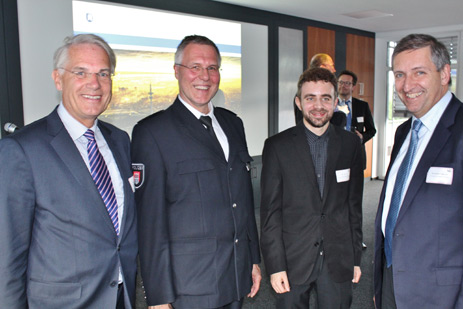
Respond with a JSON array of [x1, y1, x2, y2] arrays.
[[307, 26, 335, 65], [346, 34, 375, 178]]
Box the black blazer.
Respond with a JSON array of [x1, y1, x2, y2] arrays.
[[260, 124, 363, 285], [351, 97, 376, 169], [132, 98, 260, 307]]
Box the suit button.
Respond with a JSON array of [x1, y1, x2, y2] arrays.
[[110, 281, 117, 287], [117, 245, 121, 251], [232, 203, 237, 208], [321, 214, 326, 220], [235, 239, 239, 243], [314, 242, 319, 247]]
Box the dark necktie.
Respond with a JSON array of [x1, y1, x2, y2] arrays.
[[84, 129, 119, 235], [384, 119, 423, 267], [345, 100, 352, 131], [199, 116, 222, 149]]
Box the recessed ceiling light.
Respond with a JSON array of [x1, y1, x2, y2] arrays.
[[343, 10, 393, 19]]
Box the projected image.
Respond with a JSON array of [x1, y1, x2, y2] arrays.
[[73, 0, 242, 134]]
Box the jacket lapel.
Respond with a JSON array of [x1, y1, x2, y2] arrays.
[[397, 97, 460, 223], [47, 110, 119, 237], [323, 125, 342, 204], [292, 125, 322, 202], [172, 99, 226, 162]]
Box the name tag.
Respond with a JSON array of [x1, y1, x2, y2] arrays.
[[357, 116, 364, 123], [336, 168, 350, 183], [426, 167, 453, 185]]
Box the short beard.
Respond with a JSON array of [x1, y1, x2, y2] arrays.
[[303, 109, 332, 128]]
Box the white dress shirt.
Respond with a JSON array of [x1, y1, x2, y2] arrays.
[[381, 91, 452, 234], [178, 95, 230, 161]]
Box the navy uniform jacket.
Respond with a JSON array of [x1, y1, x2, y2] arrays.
[[132, 98, 260, 308], [0, 109, 138, 308], [374, 95, 463, 308]]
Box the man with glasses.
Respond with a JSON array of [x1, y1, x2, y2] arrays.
[[132, 35, 261, 309], [0, 34, 138, 308], [337, 70, 376, 170]]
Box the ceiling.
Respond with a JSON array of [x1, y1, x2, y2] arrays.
[[212, 0, 463, 33]]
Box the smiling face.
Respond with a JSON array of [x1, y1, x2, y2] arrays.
[[174, 43, 220, 114], [52, 43, 112, 128], [338, 74, 354, 100], [393, 46, 450, 118], [295, 81, 337, 135]]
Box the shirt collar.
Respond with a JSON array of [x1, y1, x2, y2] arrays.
[[178, 95, 214, 119], [415, 91, 452, 133], [57, 103, 98, 141]]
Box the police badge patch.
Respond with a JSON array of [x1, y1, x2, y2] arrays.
[[132, 163, 145, 190]]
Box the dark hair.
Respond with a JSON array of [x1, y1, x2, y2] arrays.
[[392, 34, 451, 85], [338, 70, 358, 86], [175, 35, 221, 66], [296, 68, 337, 99], [309, 53, 332, 69]]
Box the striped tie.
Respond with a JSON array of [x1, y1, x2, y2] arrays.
[[84, 129, 119, 235]]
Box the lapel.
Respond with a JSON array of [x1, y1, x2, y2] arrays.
[[323, 125, 342, 204], [47, 110, 119, 237], [397, 96, 460, 224], [214, 108, 238, 164], [291, 124, 323, 203], [172, 99, 227, 163], [98, 121, 130, 240]]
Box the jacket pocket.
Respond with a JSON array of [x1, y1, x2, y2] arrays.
[[435, 267, 463, 285], [171, 238, 218, 296], [28, 279, 81, 299]]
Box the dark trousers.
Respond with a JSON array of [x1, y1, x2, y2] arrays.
[[381, 264, 397, 309], [174, 298, 244, 309], [276, 254, 353, 309]]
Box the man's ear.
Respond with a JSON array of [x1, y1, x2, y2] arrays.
[[440, 64, 451, 86], [52, 70, 63, 91], [295, 96, 302, 111]]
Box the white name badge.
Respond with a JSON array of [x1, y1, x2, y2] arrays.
[[336, 168, 350, 183], [426, 167, 453, 185], [357, 116, 364, 123]]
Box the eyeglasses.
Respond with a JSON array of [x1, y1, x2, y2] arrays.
[[338, 81, 353, 86], [175, 63, 221, 75], [59, 68, 113, 82]]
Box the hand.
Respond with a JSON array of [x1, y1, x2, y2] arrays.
[[247, 264, 262, 297], [352, 266, 362, 283], [355, 130, 363, 141], [270, 271, 290, 294], [148, 305, 172, 309]]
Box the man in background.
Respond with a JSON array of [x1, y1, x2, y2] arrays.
[[374, 33, 463, 308], [261, 67, 363, 308], [0, 34, 138, 308], [337, 69, 376, 170], [132, 35, 261, 309]]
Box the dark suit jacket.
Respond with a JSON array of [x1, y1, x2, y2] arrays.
[[260, 124, 363, 285], [0, 109, 138, 308], [350, 97, 376, 169], [131, 98, 260, 308], [374, 95, 463, 308]]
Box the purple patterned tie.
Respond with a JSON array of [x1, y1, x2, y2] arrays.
[[84, 129, 119, 235]]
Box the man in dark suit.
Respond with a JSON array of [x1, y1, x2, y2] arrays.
[[131, 35, 261, 309], [374, 34, 463, 308], [337, 70, 376, 170], [0, 34, 138, 308], [261, 68, 363, 308]]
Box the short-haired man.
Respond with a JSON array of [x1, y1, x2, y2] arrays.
[[261, 67, 363, 308], [295, 53, 339, 124], [132, 35, 261, 309], [0, 34, 138, 308], [337, 70, 376, 170], [374, 33, 463, 308]]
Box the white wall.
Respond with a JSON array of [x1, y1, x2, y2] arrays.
[[374, 24, 463, 178]]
